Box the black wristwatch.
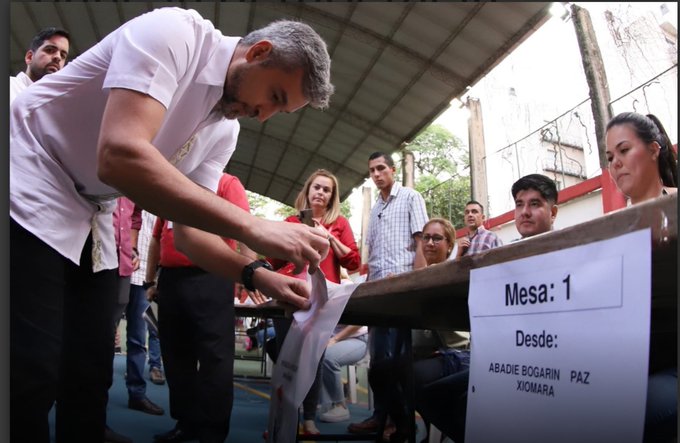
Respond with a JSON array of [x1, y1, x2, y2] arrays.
[[241, 260, 273, 291], [142, 281, 156, 290]]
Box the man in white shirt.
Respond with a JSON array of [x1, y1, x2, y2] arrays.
[[9, 28, 70, 104], [9, 27, 70, 103], [10, 7, 333, 443], [10, 25, 134, 443]]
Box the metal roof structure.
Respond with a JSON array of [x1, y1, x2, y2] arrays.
[[10, 2, 553, 207]]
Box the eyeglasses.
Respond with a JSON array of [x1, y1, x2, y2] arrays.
[[423, 234, 445, 244]]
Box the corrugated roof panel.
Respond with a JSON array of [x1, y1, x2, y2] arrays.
[[289, 110, 337, 150], [85, 3, 124, 39], [9, 2, 552, 207], [350, 3, 412, 38], [392, 4, 475, 59]]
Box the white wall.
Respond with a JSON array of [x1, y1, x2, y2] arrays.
[[436, 2, 677, 220]]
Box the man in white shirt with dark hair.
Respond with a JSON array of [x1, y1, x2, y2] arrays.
[[9, 26, 70, 103], [10, 7, 333, 443]]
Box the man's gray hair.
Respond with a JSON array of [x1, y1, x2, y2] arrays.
[[241, 20, 334, 110]]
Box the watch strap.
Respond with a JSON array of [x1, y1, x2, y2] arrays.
[[142, 281, 156, 290], [242, 260, 273, 291]]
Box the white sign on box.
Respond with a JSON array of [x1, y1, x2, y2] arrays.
[[465, 229, 651, 443]]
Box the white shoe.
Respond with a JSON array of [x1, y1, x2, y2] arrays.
[[319, 403, 350, 423]]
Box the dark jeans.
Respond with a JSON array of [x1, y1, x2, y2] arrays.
[[367, 327, 408, 423], [158, 266, 235, 443], [126, 283, 151, 400], [419, 369, 470, 443], [10, 218, 119, 443], [368, 356, 412, 434], [273, 317, 324, 421], [148, 306, 163, 369], [644, 367, 678, 443], [415, 350, 471, 443]]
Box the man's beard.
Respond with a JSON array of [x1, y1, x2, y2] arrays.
[[28, 63, 57, 82], [217, 63, 255, 120]]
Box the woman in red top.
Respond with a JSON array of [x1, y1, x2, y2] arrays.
[[269, 168, 360, 284], [269, 169, 361, 435]]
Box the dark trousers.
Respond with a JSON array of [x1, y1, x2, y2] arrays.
[[367, 327, 408, 423], [368, 357, 410, 433], [157, 267, 235, 443], [419, 369, 469, 443], [415, 350, 471, 443], [10, 218, 119, 443]]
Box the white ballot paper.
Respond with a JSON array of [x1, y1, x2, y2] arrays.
[[267, 270, 358, 443], [465, 229, 651, 443]]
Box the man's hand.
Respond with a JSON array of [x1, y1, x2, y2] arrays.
[[247, 289, 269, 305], [236, 283, 269, 305], [146, 286, 158, 302], [132, 252, 141, 271], [314, 222, 333, 239], [456, 237, 470, 257], [252, 267, 311, 310], [246, 219, 329, 275]]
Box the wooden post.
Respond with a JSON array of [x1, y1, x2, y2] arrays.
[[571, 4, 625, 212], [467, 97, 489, 210], [402, 149, 415, 189]]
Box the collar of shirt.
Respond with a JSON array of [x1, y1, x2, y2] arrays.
[[469, 225, 486, 239], [377, 181, 402, 204], [195, 36, 241, 86], [15, 71, 32, 86]]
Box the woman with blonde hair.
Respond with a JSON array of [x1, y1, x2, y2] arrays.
[[269, 169, 360, 283], [268, 169, 361, 434]]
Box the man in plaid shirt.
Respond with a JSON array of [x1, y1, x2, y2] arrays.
[[347, 152, 428, 440], [455, 200, 502, 258]]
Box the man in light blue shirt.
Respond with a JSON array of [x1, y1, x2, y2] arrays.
[[348, 151, 428, 439]]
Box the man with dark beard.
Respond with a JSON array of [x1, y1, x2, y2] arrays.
[[10, 7, 333, 443], [9, 27, 70, 103]]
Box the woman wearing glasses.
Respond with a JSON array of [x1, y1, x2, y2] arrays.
[[369, 217, 471, 443]]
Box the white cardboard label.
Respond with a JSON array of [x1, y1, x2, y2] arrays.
[[465, 229, 651, 443]]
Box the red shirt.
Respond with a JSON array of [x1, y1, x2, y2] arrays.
[[267, 215, 360, 284], [153, 174, 250, 268], [113, 197, 142, 277]]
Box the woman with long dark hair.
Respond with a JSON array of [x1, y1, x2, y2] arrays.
[[606, 111, 677, 442]]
